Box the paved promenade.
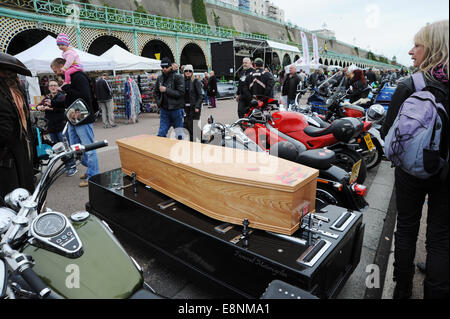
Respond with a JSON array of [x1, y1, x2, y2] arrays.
[[43, 98, 427, 299]]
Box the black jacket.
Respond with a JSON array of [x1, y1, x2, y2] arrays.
[[207, 75, 218, 97], [243, 67, 275, 98], [367, 71, 377, 84], [282, 73, 301, 100], [237, 67, 255, 102], [309, 72, 326, 87], [184, 78, 203, 119], [61, 71, 95, 125], [381, 75, 449, 139], [38, 92, 66, 133], [0, 80, 34, 197], [154, 70, 185, 110], [348, 79, 368, 103], [95, 77, 112, 102]]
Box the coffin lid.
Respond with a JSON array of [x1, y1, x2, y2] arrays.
[[116, 135, 318, 193]]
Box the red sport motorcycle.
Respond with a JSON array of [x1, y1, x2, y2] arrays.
[[242, 97, 368, 184]]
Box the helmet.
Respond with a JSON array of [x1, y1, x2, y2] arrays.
[[269, 141, 299, 162], [0, 53, 32, 76], [367, 104, 386, 122]]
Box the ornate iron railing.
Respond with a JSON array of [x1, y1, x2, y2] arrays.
[[10, 0, 268, 41], [0, 0, 399, 68]]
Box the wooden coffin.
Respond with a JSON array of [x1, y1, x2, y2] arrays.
[[116, 135, 319, 235]]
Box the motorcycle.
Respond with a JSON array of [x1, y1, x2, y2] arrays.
[[202, 115, 368, 211], [369, 80, 396, 109], [242, 97, 368, 184], [0, 99, 160, 299], [313, 88, 386, 170]]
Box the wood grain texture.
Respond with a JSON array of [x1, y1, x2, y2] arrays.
[[117, 135, 319, 235]]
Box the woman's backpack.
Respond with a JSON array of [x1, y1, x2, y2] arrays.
[[384, 72, 449, 179]]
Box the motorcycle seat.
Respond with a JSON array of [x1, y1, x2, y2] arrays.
[[304, 117, 363, 143], [297, 148, 335, 170]]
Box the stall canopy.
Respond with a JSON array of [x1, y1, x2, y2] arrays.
[[285, 58, 324, 74], [14, 35, 113, 75], [266, 40, 301, 54], [100, 45, 161, 71]]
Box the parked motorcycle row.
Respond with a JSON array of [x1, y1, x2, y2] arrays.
[[201, 74, 396, 211], [1, 76, 396, 298]]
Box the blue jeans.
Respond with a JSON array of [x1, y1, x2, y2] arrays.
[[203, 91, 209, 105], [49, 131, 76, 169], [68, 123, 99, 180], [157, 108, 184, 139]]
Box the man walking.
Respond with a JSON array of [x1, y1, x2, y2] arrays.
[[154, 57, 185, 140], [95, 73, 116, 128], [236, 57, 255, 118], [207, 70, 217, 108], [51, 58, 99, 187], [282, 64, 301, 106]]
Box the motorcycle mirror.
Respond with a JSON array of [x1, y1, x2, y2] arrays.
[[65, 99, 91, 126], [0, 259, 6, 297], [207, 115, 214, 124]]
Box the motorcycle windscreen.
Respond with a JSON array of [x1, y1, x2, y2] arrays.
[[21, 215, 143, 299]]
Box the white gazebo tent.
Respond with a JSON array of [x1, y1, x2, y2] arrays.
[[285, 58, 325, 75], [14, 35, 113, 106], [100, 45, 161, 73], [14, 35, 114, 75]]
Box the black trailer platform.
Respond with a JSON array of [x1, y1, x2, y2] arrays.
[[87, 169, 365, 299]]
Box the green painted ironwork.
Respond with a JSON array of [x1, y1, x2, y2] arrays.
[[25, 0, 268, 41], [0, 0, 399, 69]]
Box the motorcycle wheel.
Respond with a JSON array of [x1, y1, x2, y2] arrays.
[[363, 138, 383, 170], [333, 148, 367, 184], [316, 184, 344, 208]]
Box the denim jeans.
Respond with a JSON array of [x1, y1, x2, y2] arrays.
[[49, 131, 76, 169], [203, 91, 209, 105], [68, 123, 99, 180], [157, 108, 184, 140]]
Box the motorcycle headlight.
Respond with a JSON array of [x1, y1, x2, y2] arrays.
[[367, 104, 386, 121]]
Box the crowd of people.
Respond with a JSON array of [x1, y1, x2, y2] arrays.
[[0, 19, 448, 299]]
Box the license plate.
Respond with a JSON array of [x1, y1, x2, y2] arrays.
[[349, 159, 362, 184], [364, 133, 375, 151]]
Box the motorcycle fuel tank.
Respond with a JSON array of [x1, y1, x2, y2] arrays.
[[271, 111, 308, 133], [21, 214, 143, 298]]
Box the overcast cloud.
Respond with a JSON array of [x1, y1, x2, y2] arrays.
[[276, 0, 449, 66]]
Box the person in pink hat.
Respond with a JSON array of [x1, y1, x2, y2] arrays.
[[56, 33, 84, 85]]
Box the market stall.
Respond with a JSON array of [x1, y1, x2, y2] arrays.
[[100, 45, 161, 118]]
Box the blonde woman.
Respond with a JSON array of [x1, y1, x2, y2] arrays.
[[381, 20, 448, 299], [183, 65, 203, 141]]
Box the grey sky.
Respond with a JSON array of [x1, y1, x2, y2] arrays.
[[276, 0, 449, 66]]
